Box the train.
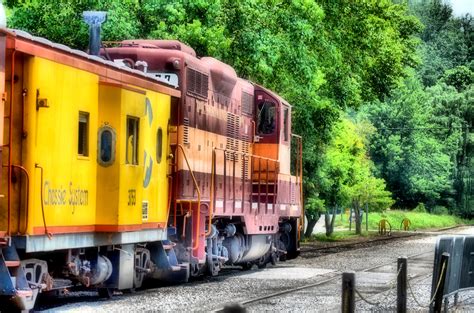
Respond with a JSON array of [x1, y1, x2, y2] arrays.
[[0, 11, 303, 311]]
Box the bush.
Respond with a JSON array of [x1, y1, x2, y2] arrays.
[[432, 205, 449, 215], [412, 203, 427, 213]]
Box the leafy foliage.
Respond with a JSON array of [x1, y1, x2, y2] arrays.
[[7, 0, 438, 230]]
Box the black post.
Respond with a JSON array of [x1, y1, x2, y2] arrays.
[[432, 252, 450, 313], [397, 257, 407, 313], [222, 303, 246, 313], [342, 271, 355, 313]]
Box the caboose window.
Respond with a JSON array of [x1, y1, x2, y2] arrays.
[[126, 117, 139, 165], [283, 107, 289, 141], [257, 101, 276, 135], [156, 127, 163, 164], [78, 112, 89, 156], [98, 126, 116, 166]]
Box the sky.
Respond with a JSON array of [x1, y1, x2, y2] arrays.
[[446, 0, 474, 16]]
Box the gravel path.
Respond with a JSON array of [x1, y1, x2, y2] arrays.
[[41, 226, 474, 312]]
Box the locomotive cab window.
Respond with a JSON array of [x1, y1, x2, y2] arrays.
[[283, 107, 289, 142], [257, 101, 276, 135], [78, 112, 89, 156], [98, 126, 116, 166], [126, 116, 139, 165]]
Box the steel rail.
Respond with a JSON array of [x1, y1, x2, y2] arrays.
[[211, 250, 434, 312]]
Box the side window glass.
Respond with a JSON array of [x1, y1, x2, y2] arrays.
[[126, 116, 139, 165], [78, 112, 89, 156], [97, 126, 116, 166], [156, 127, 163, 164], [257, 101, 276, 135], [283, 107, 289, 141]]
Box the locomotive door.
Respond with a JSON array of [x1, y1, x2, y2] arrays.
[[251, 88, 280, 214]]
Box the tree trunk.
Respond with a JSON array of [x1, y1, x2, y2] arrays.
[[331, 206, 337, 230], [325, 210, 335, 236], [304, 217, 318, 238], [354, 201, 361, 235]]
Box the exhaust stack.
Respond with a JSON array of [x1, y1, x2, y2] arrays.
[[83, 11, 107, 56], [0, 1, 6, 28]]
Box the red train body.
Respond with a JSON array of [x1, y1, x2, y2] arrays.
[[0, 25, 302, 310]]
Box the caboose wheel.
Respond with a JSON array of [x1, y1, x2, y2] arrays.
[[97, 288, 114, 299], [241, 262, 253, 271]]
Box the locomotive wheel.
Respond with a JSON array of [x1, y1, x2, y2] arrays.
[[271, 253, 277, 265], [257, 256, 267, 269], [241, 262, 253, 271], [207, 261, 219, 276], [97, 288, 114, 299]]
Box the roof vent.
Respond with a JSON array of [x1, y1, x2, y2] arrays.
[[0, 1, 6, 28], [83, 11, 107, 56]]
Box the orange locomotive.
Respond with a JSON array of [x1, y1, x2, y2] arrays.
[[0, 13, 302, 311]]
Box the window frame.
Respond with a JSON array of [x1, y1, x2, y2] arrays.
[[78, 111, 90, 157], [257, 101, 277, 135], [283, 106, 289, 142], [97, 125, 116, 167], [156, 127, 163, 164], [126, 116, 140, 165]]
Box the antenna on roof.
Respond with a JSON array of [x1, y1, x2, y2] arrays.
[[82, 11, 107, 56]]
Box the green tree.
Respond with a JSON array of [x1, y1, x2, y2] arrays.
[[6, 0, 420, 230], [361, 72, 468, 210], [307, 118, 393, 236]]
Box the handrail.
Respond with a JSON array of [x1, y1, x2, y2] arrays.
[[6, 49, 16, 236], [166, 174, 173, 226], [213, 147, 279, 164], [175, 144, 201, 251], [205, 148, 216, 237], [11, 165, 29, 234], [213, 147, 280, 216], [291, 134, 304, 240]]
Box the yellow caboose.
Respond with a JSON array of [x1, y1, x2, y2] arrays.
[[0, 28, 182, 310]]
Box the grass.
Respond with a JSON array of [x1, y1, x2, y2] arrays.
[[306, 210, 470, 242], [364, 211, 467, 231]]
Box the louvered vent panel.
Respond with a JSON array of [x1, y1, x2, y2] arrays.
[[226, 113, 240, 161], [187, 68, 209, 99], [291, 186, 296, 203], [241, 134, 251, 179], [242, 92, 254, 115], [183, 117, 190, 144]]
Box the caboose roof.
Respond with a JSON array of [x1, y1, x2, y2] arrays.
[[0, 28, 180, 97]]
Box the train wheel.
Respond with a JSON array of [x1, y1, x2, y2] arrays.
[[241, 262, 253, 271], [257, 256, 267, 269], [271, 252, 277, 265], [97, 288, 114, 299]]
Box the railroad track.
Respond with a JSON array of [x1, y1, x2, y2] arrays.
[[301, 225, 466, 257], [211, 250, 435, 312], [36, 226, 469, 311]]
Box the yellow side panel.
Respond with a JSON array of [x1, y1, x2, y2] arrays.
[[96, 85, 121, 226], [140, 91, 171, 225], [117, 89, 171, 226], [24, 57, 98, 234]]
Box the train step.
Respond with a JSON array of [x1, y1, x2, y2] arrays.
[[163, 242, 176, 250], [4, 260, 20, 267]]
